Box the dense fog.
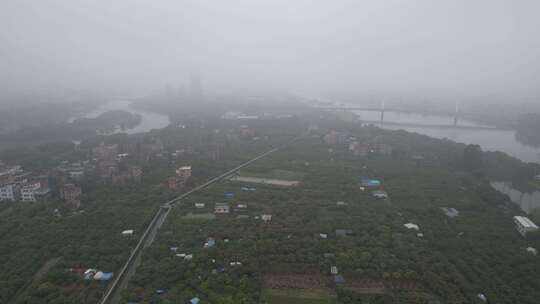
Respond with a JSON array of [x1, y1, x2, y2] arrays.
[[1, 0, 540, 101]]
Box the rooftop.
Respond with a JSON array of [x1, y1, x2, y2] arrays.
[[514, 216, 539, 229]]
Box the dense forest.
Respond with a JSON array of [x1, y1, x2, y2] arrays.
[[1, 109, 539, 303], [515, 113, 540, 148], [0, 110, 141, 150]]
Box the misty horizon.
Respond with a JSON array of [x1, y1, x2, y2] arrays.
[[1, 0, 540, 103]]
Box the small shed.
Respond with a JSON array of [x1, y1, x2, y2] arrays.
[[262, 214, 272, 222], [121, 230, 134, 236], [93, 271, 113, 281], [526, 247, 538, 255], [372, 190, 388, 199], [441, 207, 459, 218], [204, 238, 216, 248], [404, 223, 420, 231], [336, 229, 353, 237], [360, 178, 381, 187], [214, 203, 230, 214], [334, 275, 345, 284]]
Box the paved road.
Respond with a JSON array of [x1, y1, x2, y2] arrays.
[[99, 133, 304, 304]]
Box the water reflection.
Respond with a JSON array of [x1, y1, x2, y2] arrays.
[[72, 100, 170, 134], [353, 110, 540, 164], [491, 182, 540, 214]]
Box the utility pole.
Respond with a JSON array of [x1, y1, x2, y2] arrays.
[[453, 101, 459, 127], [380, 100, 385, 125]]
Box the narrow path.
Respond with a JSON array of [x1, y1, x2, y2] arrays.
[[99, 133, 305, 304]]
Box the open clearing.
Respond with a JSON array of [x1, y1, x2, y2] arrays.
[[229, 175, 300, 186], [262, 288, 338, 304]]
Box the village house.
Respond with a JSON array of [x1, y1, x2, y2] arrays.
[[441, 207, 460, 218], [323, 130, 347, 145], [138, 138, 165, 161], [96, 159, 119, 178], [361, 178, 381, 188], [168, 166, 192, 190], [111, 165, 143, 184], [334, 275, 345, 284], [0, 183, 18, 201], [121, 230, 134, 236], [372, 190, 388, 199], [20, 182, 41, 202], [207, 143, 224, 161], [404, 223, 420, 231], [335, 229, 353, 237], [204, 237, 216, 248], [214, 203, 230, 214], [513, 216, 539, 236], [349, 142, 393, 157], [92, 143, 119, 161], [176, 166, 192, 180], [62, 183, 82, 209]]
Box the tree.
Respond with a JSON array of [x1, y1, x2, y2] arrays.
[[463, 144, 483, 171]]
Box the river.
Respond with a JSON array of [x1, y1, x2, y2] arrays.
[[73, 100, 170, 134], [350, 109, 540, 214], [353, 110, 540, 164]]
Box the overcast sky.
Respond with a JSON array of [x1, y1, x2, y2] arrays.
[[1, 0, 539, 101]]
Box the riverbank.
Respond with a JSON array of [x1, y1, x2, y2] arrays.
[[342, 109, 540, 164]]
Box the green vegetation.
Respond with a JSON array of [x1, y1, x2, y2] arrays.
[[238, 169, 305, 180], [516, 113, 540, 148], [0, 110, 141, 150], [1, 106, 540, 304], [121, 123, 540, 304], [262, 289, 338, 304]]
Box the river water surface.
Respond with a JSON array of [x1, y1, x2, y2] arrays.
[[74, 100, 170, 134], [354, 110, 540, 164], [352, 110, 540, 214]]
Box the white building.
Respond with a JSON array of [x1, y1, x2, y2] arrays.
[[0, 184, 17, 201], [176, 166, 192, 179], [513, 216, 539, 236], [404, 223, 420, 231], [526, 247, 538, 255], [121, 229, 134, 236], [21, 182, 41, 202], [261, 214, 272, 222]]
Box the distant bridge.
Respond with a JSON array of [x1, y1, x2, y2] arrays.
[[317, 106, 459, 117], [316, 102, 475, 128], [358, 120, 497, 131]]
